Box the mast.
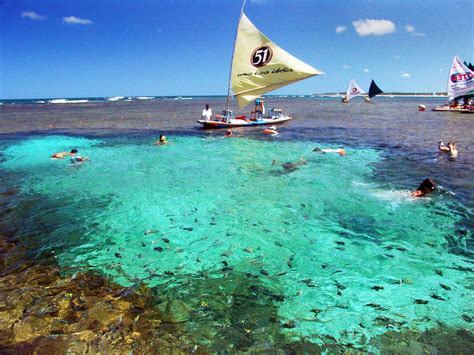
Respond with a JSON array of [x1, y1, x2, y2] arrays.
[[226, 0, 247, 112]]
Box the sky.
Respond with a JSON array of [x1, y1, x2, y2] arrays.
[[1, 0, 473, 99]]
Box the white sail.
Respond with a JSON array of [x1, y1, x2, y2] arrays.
[[231, 13, 323, 109], [346, 79, 366, 100], [447, 55, 474, 101]]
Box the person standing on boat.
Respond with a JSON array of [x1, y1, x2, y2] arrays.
[[201, 104, 213, 121], [255, 98, 265, 119]]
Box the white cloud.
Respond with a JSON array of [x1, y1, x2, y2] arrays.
[[21, 11, 46, 20], [353, 19, 396, 36], [336, 26, 347, 34], [342, 64, 351, 69], [364, 68, 370, 73], [401, 72, 411, 78], [405, 24, 425, 36], [62, 16, 93, 25]]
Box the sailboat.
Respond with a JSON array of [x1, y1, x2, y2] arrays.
[[341, 79, 365, 103], [197, 3, 323, 128], [433, 55, 474, 112], [364, 80, 383, 102]]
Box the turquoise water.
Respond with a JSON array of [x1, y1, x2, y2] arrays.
[[2, 134, 473, 347]]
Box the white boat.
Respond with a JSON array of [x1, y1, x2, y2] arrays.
[[197, 2, 323, 129], [433, 55, 474, 112], [341, 79, 365, 103]]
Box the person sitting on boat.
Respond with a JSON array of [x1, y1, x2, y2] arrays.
[[312, 147, 346, 156], [411, 178, 436, 197], [263, 126, 278, 136], [155, 134, 168, 145], [450, 100, 460, 109], [201, 104, 213, 121], [255, 98, 265, 119], [51, 149, 78, 159]]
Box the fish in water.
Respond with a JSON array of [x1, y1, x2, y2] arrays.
[[430, 293, 446, 301], [414, 299, 429, 304], [272, 158, 307, 172]]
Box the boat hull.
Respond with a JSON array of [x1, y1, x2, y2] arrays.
[[197, 115, 292, 128], [432, 105, 469, 112]]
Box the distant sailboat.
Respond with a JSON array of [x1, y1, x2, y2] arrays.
[[365, 80, 384, 102], [433, 55, 474, 112], [197, 2, 323, 128], [341, 79, 365, 103]]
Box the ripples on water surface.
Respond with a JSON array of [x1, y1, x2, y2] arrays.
[[0, 97, 473, 352]]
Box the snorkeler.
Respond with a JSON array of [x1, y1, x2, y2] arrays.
[[313, 147, 346, 156], [51, 149, 78, 159], [411, 178, 436, 197]]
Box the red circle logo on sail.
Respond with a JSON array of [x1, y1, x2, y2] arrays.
[[251, 46, 273, 67], [451, 72, 473, 83]]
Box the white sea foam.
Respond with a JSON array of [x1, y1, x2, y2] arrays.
[[136, 96, 154, 100], [49, 99, 89, 104], [107, 96, 124, 101]]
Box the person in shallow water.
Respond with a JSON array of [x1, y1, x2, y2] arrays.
[[225, 129, 233, 137], [263, 126, 278, 136], [313, 147, 346, 156], [438, 141, 458, 158], [411, 178, 436, 197], [155, 135, 168, 145], [201, 104, 213, 121], [51, 149, 78, 159]]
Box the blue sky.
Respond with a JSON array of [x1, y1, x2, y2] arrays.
[[1, 0, 473, 99]]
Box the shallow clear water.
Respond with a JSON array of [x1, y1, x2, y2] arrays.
[[1, 131, 472, 347]]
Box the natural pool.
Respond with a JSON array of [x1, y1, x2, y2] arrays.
[[1, 134, 472, 351]]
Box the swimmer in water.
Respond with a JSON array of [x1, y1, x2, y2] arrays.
[[225, 129, 233, 137], [438, 140, 450, 153], [51, 149, 78, 159], [263, 126, 278, 136], [447, 141, 458, 158], [411, 178, 436, 197], [313, 147, 346, 156], [155, 134, 168, 145]]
